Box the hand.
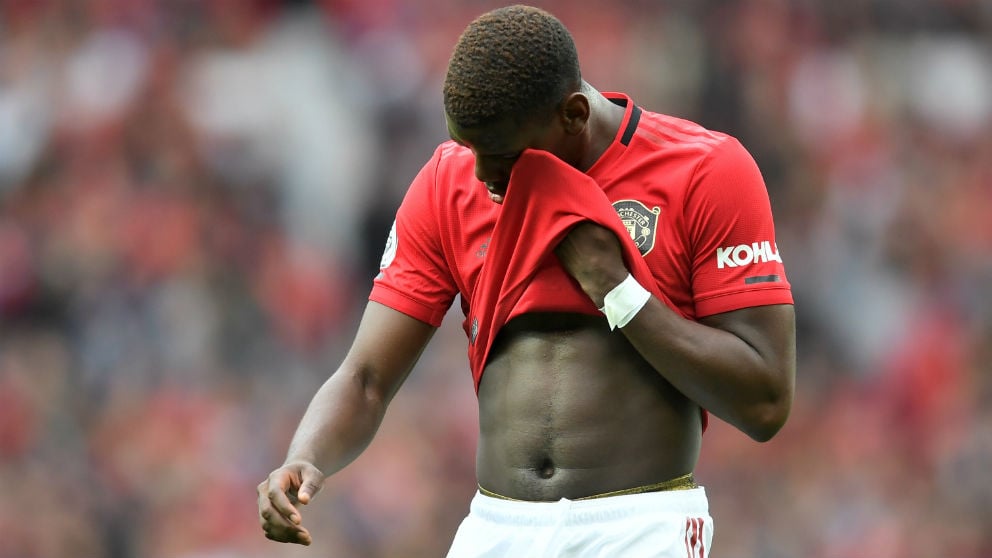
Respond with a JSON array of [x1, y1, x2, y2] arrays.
[[257, 461, 325, 545], [554, 222, 629, 308]]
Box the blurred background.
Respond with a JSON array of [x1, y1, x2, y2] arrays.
[[1, 0, 990, 556]]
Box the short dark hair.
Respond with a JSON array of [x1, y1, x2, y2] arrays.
[[443, 5, 581, 129]]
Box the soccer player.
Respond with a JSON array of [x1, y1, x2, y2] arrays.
[[257, 5, 795, 556]]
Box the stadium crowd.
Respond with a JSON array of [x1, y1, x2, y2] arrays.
[[0, 0, 990, 556]]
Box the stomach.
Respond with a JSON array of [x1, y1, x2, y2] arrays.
[[475, 312, 702, 501]]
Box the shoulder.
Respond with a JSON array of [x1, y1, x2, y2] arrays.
[[413, 140, 476, 181], [634, 109, 760, 180], [432, 141, 481, 203], [636, 109, 735, 155], [435, 140, 476, 176], [406, 140, 477, 201], [402, 141, 494, 228]]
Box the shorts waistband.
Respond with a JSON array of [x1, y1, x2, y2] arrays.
[[478, 472, 698, 502], [467, 484, 709, 527]]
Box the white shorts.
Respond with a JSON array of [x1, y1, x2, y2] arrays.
[[446, 487, 713, 558]]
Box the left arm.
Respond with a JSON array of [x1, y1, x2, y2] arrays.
[[625, 296, 795, 442], [555, 224, 796, 442]]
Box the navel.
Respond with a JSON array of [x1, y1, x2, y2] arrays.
[[536, 457, 556, 479]]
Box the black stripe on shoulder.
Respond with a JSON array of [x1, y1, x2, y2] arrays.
[[620, 105, 642, 146]]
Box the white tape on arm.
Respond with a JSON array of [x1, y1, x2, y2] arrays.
[[598, 273, 651, 330]]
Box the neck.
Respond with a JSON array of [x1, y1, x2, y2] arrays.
[[578, 82, 626, 171]]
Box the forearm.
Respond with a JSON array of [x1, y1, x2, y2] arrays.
[[620, 297, 794, 441], [284, 366, 387, 474], [556, 223, 794, 440]]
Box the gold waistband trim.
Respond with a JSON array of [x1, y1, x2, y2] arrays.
[[478, 472, 698, 502]]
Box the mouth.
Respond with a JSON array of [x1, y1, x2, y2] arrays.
[[485, 182, 506, 204]]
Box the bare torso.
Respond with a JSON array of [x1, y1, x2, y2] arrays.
[[476, 312, 702, 501]]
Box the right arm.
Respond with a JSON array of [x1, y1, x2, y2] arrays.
[[257, 301, 436, 545], [260, 147, 457, 545]]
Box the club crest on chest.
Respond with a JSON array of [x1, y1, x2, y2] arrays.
[[613, 200, 661, 256]]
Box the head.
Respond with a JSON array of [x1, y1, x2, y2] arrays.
[[443, 5, 587, 201]]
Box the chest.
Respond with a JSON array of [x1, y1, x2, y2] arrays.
[[439, 167, 697, 316]]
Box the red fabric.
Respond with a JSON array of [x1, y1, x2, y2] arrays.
[[465, 149, 675, 392], [370, 93, 790, 332], [370, 93, 791, 416]]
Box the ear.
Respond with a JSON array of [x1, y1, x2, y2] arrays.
[[559, 92, 590, 135]]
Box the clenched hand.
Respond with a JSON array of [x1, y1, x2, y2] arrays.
[[554, 221, 628, 308]]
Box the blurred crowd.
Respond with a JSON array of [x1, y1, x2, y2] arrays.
[[0, 0, 990, 556]]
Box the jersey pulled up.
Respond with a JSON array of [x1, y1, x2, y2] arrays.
[[370, 93, 793, 387]]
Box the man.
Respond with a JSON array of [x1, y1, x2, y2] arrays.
[[257, 5, 795, 557]]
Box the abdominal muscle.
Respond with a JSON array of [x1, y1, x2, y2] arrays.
[[475, 312, 703, 502]]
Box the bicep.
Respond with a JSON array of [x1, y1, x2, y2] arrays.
[[699, 303, 796, 378], [342, 301, 437, 404]]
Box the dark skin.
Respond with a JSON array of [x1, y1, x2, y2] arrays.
[[257, 80, 796, 543]]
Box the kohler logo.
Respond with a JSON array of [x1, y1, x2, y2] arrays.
[[716, 241, 782, 269]]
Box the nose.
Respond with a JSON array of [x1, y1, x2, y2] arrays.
[[473, 157, 510, 187]]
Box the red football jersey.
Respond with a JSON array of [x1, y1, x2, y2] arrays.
[[370, 92, 792, 350]]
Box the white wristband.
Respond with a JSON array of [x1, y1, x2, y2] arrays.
[[598, 273, 651, 330]]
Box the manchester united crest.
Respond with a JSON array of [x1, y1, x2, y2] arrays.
[[612, 200, 661, 255]]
